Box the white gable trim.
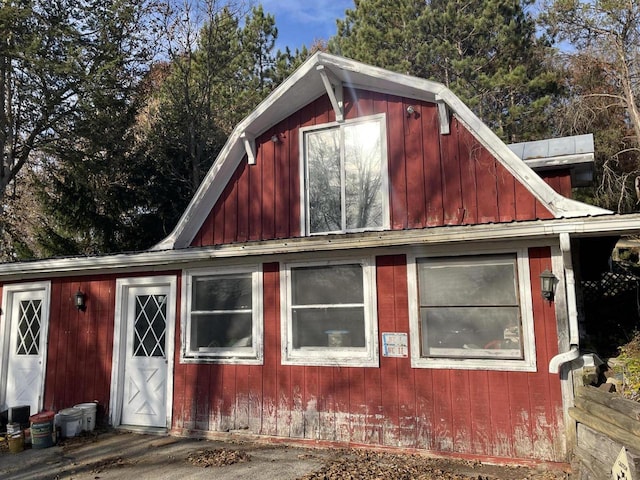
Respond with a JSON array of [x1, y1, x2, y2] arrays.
[[152, 52, 610, 251]]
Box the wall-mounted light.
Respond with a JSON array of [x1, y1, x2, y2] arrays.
[[75, 289, 86, 311], [271, 134, 279, 143], [539, 269, 556, 301], [406, 105, 416, 116]]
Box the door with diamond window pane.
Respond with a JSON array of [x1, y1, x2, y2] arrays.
[[121, 285, 170, 427], [2, 285, 50, 414]]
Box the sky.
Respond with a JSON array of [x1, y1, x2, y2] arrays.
[[259, 0, 354, 51]]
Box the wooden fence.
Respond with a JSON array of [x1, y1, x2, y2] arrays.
[[569, 386, 640, 479]]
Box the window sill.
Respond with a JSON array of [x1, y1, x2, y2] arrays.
[[282, 350, 379, 368], [410, 356, 536, 372], [180, 353, 263, 365], [428, 346, 522, 359]]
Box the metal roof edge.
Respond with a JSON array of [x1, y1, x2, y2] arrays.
[[4, 214, 640, 281]]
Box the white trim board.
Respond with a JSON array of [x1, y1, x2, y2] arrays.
[[2, 214, 640, 281]]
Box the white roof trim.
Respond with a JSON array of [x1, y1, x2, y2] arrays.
[[153, 52, 611, 251], [4, 214, 640, 282]]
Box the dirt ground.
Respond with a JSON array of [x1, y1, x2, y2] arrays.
[[0, 429, 571, 480]]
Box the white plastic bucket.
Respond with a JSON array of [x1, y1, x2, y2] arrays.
[[55, 408, 83, 437], [73, 402, 97, 432]]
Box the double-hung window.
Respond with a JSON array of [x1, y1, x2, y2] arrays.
[[408, 251, 536, 371], [302, 114, 388, 235], [281, 258, 378, 366], [182, 266, 262, 364]]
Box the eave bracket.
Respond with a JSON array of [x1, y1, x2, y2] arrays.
[[241, 132, 256, 165], [317, 65, 344, 123], [435, 96, 450, 135]]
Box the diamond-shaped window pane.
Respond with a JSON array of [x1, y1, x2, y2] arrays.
[[133, 295, 166, 357], [16, 299, 42, 356]]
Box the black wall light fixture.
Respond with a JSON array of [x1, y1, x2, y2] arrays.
[[75, 289, 86, 311], [539, 269, 556, 301]]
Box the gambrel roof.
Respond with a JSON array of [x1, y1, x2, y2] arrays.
[[154, 52, 609, 251]]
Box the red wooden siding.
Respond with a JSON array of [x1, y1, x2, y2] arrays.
[[38, 272, 179, 422], [191, 91, 554, 247], [540, 170, 573, 198], [43, 275, 118, 417], [171, 251, 564, 462]]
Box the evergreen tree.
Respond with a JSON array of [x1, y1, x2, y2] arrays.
[[32, 0, 156, 255], [331, 0, 424, 75], [1, 0, 158, 258], [132, 3, 283, 246], [330, 0, 560, 142], [0, 0, 84, 202]]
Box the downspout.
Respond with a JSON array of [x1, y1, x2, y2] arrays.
[[549, 232, 580, 373]]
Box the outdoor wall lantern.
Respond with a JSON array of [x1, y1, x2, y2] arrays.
[[406, 105, 416, 116], [539, 269, 556, 301], [75, 289, 86, 311]]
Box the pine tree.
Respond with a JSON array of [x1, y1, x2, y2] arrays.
[[329, 0, 560, 142], [0, 0, 84, 201], [26, 0, 156, 256]]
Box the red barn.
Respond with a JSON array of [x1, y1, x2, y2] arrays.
[[2, 53, 639, 465]]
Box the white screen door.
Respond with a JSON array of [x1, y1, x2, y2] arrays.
[[112, 276, 176, 430], [1, 283, 51, 414]]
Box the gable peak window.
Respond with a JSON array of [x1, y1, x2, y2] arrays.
[[302, 115, 388, 235]]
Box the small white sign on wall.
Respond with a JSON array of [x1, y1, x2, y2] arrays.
[[382, 332, 408, 358], [612, 447, 634, 480]]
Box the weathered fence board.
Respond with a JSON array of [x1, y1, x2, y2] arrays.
[[570, 386, 640, 479], [575, 385, 640, 421]]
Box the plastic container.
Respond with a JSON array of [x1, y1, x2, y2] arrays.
[[8, 432, 24, 453], [55, 408, 83, 438], [73, 403, 97, 432], [30, 411, 55, 449], [325, 330, 351, 347], [6, 422, 21, 435]]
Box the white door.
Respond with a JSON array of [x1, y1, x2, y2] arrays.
[[111, 277, 176, 429], [1, 283, 51, 414], [121, 286, 170, 427]]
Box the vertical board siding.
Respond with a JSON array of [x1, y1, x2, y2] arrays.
[[172, 251, 564, 462], [540, 170, 573, 198], [37, 272, 179, 424], [191, 91, 556, 247], [43, 276, 117, 418]]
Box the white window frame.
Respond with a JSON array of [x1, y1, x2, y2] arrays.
[[280, 257, 379, 367], [299, 113, 390, 236], [408, 249, 537, 371], [181, 265, 263, 364]]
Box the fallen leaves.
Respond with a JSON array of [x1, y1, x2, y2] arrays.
[[296, 450, 568, 480], [186, 448, 251, 467]]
